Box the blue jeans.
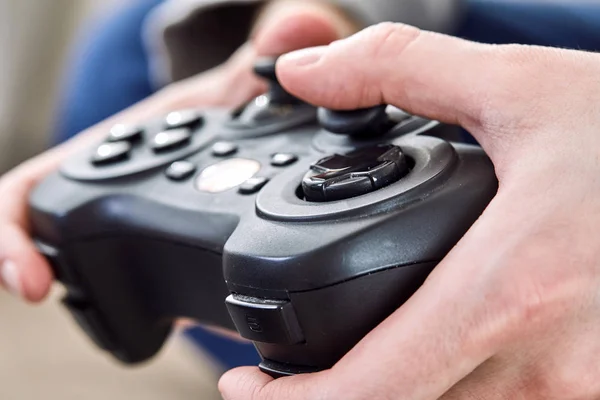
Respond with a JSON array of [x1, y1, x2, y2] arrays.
[[54, 0, 600, 369]]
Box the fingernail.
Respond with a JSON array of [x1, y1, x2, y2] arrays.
[[281, 46, 326, 67], [1, 260, 22, 297]]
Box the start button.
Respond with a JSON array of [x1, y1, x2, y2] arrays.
[[195, 158, 261, 193]]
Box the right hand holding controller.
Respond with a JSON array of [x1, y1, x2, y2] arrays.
[[221, 23, 600, 400]]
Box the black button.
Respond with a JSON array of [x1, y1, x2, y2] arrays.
[[302, 144, 409, 202], [212, 141, 238, 157], [107, 124, 143, 142], [91, 142, 132, 165], [318, 105, 393, 137], [151, 128, 192, 153], [164, 110, 203, 129], [63, 297, 117, 351], [271, 153, 298, 167], [226, 295, 304, 345], [239, 177, 270, 195], [165, 161, 197, 181]]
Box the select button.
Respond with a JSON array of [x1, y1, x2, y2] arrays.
[[239, 177, 270, 195]]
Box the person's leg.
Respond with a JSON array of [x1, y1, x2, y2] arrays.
[[53, 0, 260, 369], [458, 1, 600, 49]]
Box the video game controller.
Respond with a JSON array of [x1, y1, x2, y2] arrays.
[[29, 58, 498, 377]]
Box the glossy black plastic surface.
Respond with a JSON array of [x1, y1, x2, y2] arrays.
[[29, 60, 498, 377], [302, 144, 409, 202]]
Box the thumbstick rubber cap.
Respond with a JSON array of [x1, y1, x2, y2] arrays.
[[253, 57, 278, 82], [253, 57, 299, 104], [318, 105, 391, 136]]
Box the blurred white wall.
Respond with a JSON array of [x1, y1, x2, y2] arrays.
[[0, 0, 124, 174]]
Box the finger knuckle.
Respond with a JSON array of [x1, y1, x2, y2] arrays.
[[326, 23, 422, 109], [504, 279, 565, 335]]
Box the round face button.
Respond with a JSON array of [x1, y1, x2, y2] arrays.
[[302, 144, 409, 202], [91, 142, 132, 166], [165, 161, 197, 181], [212, 141, 238, 157], [107, 124, 143, 142], [151, 128, 192, 153], [165, 110, 203, 129], [195, 159, 261, 193]]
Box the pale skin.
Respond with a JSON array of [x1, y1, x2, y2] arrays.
[[3, 3, 600, 400], [218, 24, 600, 400]]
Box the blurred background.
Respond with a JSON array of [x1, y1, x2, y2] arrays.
[[0, 1, 222, 399], [0, 0, 108, 174]]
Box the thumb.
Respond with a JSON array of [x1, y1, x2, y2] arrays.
[[219, 366, 336, 400], [276, 23, 566, 162], [277, 24, 482, 122]]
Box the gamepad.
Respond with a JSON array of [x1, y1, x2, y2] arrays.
[[29, 58, 498, 377]]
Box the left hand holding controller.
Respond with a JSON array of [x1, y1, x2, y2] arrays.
[[220, 23, 600, 400], [0, 0, 358, 302]]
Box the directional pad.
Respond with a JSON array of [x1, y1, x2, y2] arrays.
[[302, 144, 409, 202]]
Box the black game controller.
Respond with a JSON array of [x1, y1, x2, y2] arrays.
[[29, 58, 497, 377]]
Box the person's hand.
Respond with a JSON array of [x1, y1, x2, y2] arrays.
[[219, 23, 600, 399], [0, 0, 358, 301]]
